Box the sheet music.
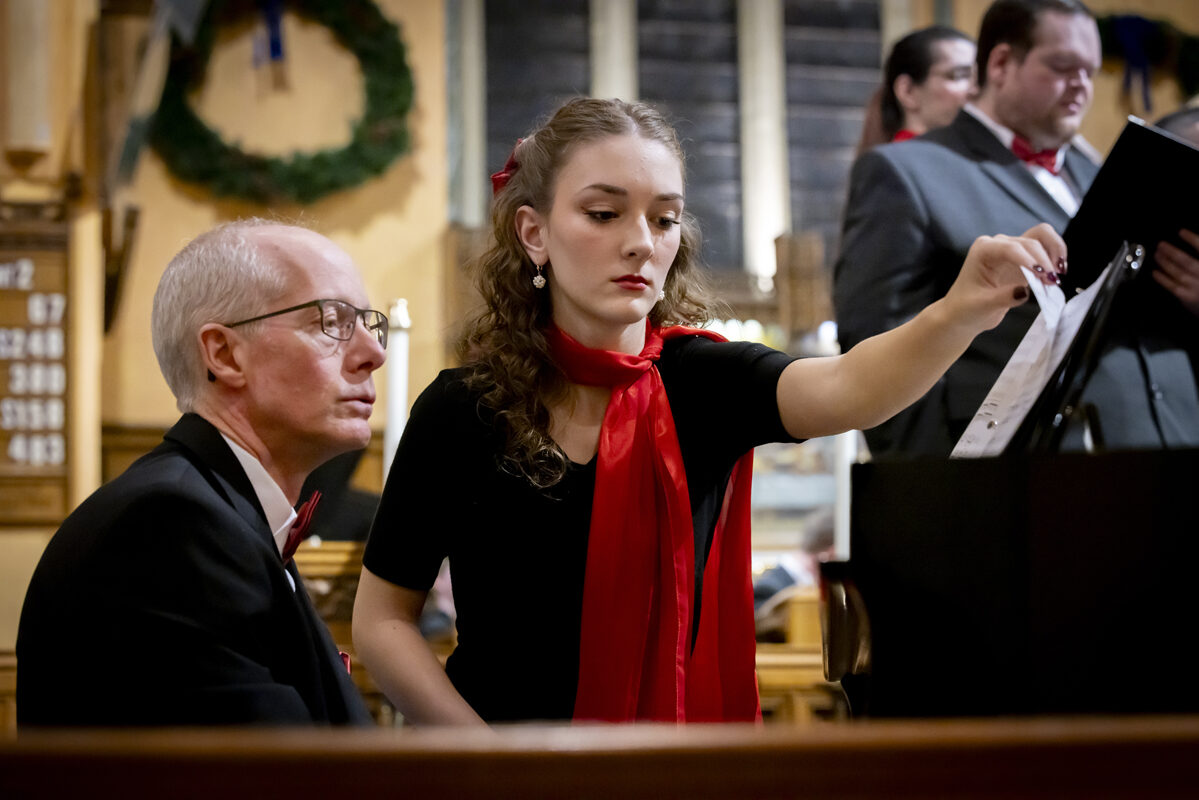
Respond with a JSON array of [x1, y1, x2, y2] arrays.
[[951, 265, 1112, 458]]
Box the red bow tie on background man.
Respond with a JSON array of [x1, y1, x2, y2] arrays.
[[1011, 134, 1061, 174]]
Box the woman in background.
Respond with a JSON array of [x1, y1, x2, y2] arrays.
[[353, 97, 1064, 725], [857, 25, 976, 153]]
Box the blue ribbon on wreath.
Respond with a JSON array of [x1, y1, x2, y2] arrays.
[[1109, 15, 1164, 112], [262, 0, 285, 61], [252, 0, 285, 69]]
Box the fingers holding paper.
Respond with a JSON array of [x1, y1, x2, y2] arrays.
[[775, 225, 1066, 439], [944, 223, 1068, 334], [1153, 229, 1199, 317]]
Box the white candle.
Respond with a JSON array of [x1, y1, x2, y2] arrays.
[[383, 298, 411, 480]]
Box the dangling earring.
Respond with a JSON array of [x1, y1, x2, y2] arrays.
[[532, 263, 547, 289], [657, 290, 666, 302]]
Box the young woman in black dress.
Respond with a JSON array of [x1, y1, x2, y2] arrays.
[[353, 97, 1065, 725]]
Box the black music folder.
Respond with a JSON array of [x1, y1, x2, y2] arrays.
[[1063, 116, 1199, 293]]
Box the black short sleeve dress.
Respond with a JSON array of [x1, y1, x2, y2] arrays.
[[363, 335, 798, 722]]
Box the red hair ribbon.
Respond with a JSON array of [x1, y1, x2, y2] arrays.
[[490, 139, 523, 196]]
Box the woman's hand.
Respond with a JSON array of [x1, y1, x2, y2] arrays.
[[776, 223, 1067, 440], [942, 223, 1067, 335]]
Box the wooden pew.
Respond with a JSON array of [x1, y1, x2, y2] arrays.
[[0, 653, 14, 733], [4, 716, 1199, 798], [295, 541, 840, 726], [755, 587, 842, 723]]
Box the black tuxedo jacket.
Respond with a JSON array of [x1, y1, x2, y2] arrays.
[[833, 110, 1103, 456], [16, 414, 374, 726]]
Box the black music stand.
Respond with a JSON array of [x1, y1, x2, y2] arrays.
[[1003, 241, 1146, 453]]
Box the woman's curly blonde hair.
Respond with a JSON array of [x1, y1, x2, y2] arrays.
[[458, 97, 721, 488]]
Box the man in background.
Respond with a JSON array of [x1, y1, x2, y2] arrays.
[[834, 0, 1103, 456], [1152, 104, 1199, 319], [17, 219, 386, 726]]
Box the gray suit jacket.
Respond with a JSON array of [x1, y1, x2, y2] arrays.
[[833, 109, 1196, 456]]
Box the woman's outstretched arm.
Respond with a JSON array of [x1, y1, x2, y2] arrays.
[[777, 223, 1066, 439]]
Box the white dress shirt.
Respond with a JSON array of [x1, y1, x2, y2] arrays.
[[964, 103, 1081, 216], [221, 433, 299, 590]]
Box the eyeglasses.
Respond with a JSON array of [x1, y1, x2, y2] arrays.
[[930, 66, 975, 82], [225, 299, 389, 349]]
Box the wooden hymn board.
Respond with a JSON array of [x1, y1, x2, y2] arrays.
[[0, 204, 70, 525]]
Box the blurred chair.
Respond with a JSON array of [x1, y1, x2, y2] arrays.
[[292, 540, 393, 724]]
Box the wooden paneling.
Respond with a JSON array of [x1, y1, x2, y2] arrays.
[[0, 203, 71, 525], [292, 539, 397, 724], [757, 586, 843, 724], [0, 652, 14, 734], [100, 424, 387, 494]]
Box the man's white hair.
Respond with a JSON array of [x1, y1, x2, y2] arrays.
[[151, 218, 291, 412]]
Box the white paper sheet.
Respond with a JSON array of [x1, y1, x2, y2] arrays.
[[951, 265, 1112, 458]]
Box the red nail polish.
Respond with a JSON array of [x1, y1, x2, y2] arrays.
[[1057, 257, 1067, 274]]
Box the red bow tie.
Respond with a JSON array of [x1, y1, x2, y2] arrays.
[[1011, 135, 1060, 174], [282, 490, 322, 564]]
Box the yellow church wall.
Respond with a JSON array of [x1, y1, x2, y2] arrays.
[[0, 531, 53, 648], [102, 0, 448, 433], [0, 0, 446, 655]]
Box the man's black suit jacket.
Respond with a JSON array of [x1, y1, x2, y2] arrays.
[[16, 413, 374, 726], [834, 110, 1103, 457]]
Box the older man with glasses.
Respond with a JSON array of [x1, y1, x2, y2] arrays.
[[17, 219, 386, 727]]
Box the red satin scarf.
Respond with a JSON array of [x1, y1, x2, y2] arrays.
[[547, 321, 760, 723]]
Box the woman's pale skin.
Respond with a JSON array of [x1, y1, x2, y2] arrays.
[[353, 132, 1066, 726], [894, 38, 977, 135]]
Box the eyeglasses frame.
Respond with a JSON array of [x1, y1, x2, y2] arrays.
[[223, 299, 389, 349]]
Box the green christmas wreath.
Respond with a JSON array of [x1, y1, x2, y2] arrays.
[[150, 0, 413, 205]]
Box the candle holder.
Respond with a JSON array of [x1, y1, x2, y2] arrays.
[[382, 299, 411, 480]]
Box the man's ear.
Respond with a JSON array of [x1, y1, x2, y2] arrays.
[[514, 204, 548, 266], [986, 42, 1015, 89], [198, 323, 246, 388]]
